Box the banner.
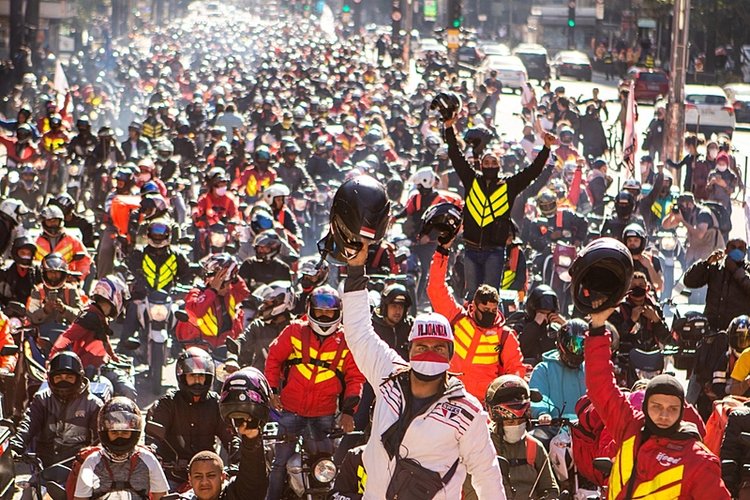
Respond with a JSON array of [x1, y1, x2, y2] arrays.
[[623, 79, 638, 180]]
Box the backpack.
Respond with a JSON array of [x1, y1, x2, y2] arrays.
[[703, 200, 732, 234], [66, 445, 146, 500], [704, 395, 749, 456]]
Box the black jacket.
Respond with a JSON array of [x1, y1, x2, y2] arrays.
[[684, 258, 750, 331], [371, 312, 413, 360], [239, 257, 292, 290], [330, 445, 365, 500], [237, 316, 290, 370], [0, 262, 39, 307], [721, 404, 750, 496], [516, 318, 556, 365], [125, 246, 192, 300], [446, 126, 550, 249], [608, 297, 671, 352]]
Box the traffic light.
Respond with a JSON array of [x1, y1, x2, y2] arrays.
[[448, 0, 462, 29], [392, 0, 402, 33], [342, 3, 351, 12], [567, 3, 576, 28]]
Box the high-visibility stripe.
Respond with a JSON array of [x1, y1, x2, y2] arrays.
[[143, 254, 177, 290], [475, 342, 499, 354], [453, 317, 499, 366], [465, 180, 509, 227], [197, 308, 219, 337], [356, 464, 367, 494], [287, 331, 346, 383], [609, 435, 685, 499], [502, 271, 516, 289], [651, 201, 663, 219]]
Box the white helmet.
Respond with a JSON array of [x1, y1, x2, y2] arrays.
[[411, 167, 439, 190], [0, 199, 29, 224], [91, 275, 129, 317], [262, 183, 291, 206], [253, 280, 296, 320]]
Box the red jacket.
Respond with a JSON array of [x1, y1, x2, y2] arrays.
[[0, 312, 17, 373], [427, 251, 525, 402], [50, 306, 116, 369], [264, 320, 364, 418], [234, 166, 276, 198], [192, 192, 239, 229], [176, 282, 249, 349], [585, 333, 730, 499]]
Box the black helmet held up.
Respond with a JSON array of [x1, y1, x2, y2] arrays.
[[219, 367, 272, 427], [622, 223, 647, 255], [569, 237, 633, 314], [525, 285, 559, 319], [557, 319, 587, 368], [48, 351, 84, 401], [319, 175, 391, 262], [419, 201, 462, 245], [430, 91, 462, 121]]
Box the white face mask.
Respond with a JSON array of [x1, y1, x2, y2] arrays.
[[708, 149, 718, 160], [214, 186, 227, 196], [717, 164, 728, 172], [410, 351, 450, 378], [503, 422, 527, 443]]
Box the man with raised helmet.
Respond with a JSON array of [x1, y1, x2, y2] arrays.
[[638, 163, 670, 233], [264, 285, 365, 500], [35, 204, 92, 281], [514, 285, 566, 366], [27, 252, 84, 341], [238, 231, 293, 290], [121, 121, 151, 161], [600, 190, 645, 240], [262, 183, 302, 241], [441, 94, 555, 296], [74, 397, 169, 500], [50, 275, 137, 400], [50, 193, 95, 248], [0, 235, 39, 306], [11, 351, 102, 469], [177, 254, 249, 351], [146, 347, 236, 489], [622, 223, 664, 292], [341, 240, 504, 498], [234, 145, 276, 203], [234, 281, 295, 370]]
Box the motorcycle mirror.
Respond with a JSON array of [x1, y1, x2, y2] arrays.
[[121, 337, 141, 351], [175, 310, 189, 323], [0, 345, 19, 356], [529, 388, 543, 403], [592, 457, 613, 477], [145, 420, 167, 440], [225, 336, 240, 355]]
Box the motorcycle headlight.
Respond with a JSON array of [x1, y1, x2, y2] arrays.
[[660, 235, 677, 252], [68, 163, 82, 176], [558, 255, 572, 268], [312, 458, 337, 483], [210, 232, 227, 247], [149, 304, 170, 322]]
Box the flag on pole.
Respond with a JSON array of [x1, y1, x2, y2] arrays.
[[623, 79, 638, 180], [53, 60, 73, 126]]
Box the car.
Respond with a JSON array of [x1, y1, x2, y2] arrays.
[[551, 51, 592, 81], [623, 66, 670, 104], [684, 85, 736, 138], [512, 44, 550, 81], [474, 55, 528, 94], [477, 41, 511, 57], [457, 45, 485, 68], [415, 38, 447, 60], [723, 83, 750, 123]]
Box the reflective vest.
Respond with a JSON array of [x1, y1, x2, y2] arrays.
[[609, 435, 684, 499], [465, 179, 509, 227], [356, 464, 367, 494], [142, 253, 178, 290], [453, 316, 501, 365], [35, 234, 78, 263], [502, 246, 520, 290], [245, 171, 273, 197], [196, 293, 238, 337], [142, 120, 164, 141], [650, 199, 672, 222], [285, 330, 347, 384], [43, 134, 67, 152]]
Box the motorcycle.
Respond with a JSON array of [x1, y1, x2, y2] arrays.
[[136, 289, 183, 393], [653, 230, 684, 300], [205, 221, 235, 255], [66, 159, 85, 204]]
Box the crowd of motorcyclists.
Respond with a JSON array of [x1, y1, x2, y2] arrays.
[[2, 0, 750, 498]]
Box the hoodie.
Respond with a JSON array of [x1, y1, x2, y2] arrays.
[[529, 349, 585, 420]]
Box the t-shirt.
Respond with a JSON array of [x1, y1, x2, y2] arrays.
[[74, 447, 168, 499], [730, 348, 750, 382]]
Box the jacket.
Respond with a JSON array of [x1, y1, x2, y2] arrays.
[[608, 297, 671, 351], [341, 278, 505, 499], [720, 405, 750, 496], [446, 126, 550, 249], [371, 312, 412, 361], [34, 231, 92, 279], [427, 250, 525, 401], [585, 332, 730, 499], [121, 137, 151, 160], [0, 263, 39, 307], [237, 316, 290, 370], [529, 350, 585, 420], [193, 191, 239, 229], [147, 389, 235, 463], [238, 257, 292, 289], [234, 166, 276, 199], [26, 283, 83, 326], [487, 428, 559, 499], [331, 445, 366, 500], [264, 320, 364, 417], [177, 282, 249, 349], [683, 257, 750, 331], [276, 162, 314, 193], [50, 306, 117, 369], [125, 247, 192, 299], [11, 379, 103, 466]]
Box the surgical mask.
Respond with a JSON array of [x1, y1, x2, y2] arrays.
[[503, 422, 526, 443], [717, 163, 728, 172], [708, 149, 718, 160], [728, 248, 746, 263], [214, 186, 227, 196], [475, 309, 496, 328], [410, 351, 450, 381]]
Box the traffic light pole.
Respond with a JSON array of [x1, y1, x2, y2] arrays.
[[663, 0, 690, 170]]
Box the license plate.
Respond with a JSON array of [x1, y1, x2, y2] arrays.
[[647, 84, 661, 90]]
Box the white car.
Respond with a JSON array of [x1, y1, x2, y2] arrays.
[[477, 41, 511, 57], [474, 55, 528, 93], [684, 85, 736, 138], [415, 38, 447, 60]]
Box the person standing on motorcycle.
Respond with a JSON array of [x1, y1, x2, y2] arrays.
[[585, 308, 731, 498], [234, 146, 276, 203], [11, 352, 102, 470], [0, 235, 39, 306], [34, 205, 92, 281], [264, 286, 365, 500], [600, 190, 645, 240], [529, 319, 586, 422], [50, 275, 137, 400], [276, 141, 314, 193], [638, 165, 670, 234], [67, 116, 97, 164], [8, 164, 41, 211], [238, 231, 293, 290], [73, 397, 169, 500], [91, 126, 125, 174], [177, 254, 249, 351], [50, 193, 95, 248], [428, 236, 526, 402], [515, 285, 566, 366], [147, 347, 236, 488], [235, 281, 295, 370], [27, 252, 84, 340], [121, 121, 152, 161], [261, 183, 302, 242]]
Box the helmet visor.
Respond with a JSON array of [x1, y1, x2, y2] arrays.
[[491, 400, 530, 420], [561, 333, 584, 357], [102, 410, 140, 431], [735, 328, 750, 352]]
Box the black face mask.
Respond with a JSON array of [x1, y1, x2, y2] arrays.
[[417, 185, 432, 195], [475, 309, 496, 328], [483, 168, 499, 181], [412, 370, 445, 382], [630, 286, 647, 298], [110, 437, 132, 449]]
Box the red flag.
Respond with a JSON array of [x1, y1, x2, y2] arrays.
[[623, 79, 638, 180]]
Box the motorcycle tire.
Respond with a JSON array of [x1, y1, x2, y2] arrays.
[[149, 340, 166, 394]]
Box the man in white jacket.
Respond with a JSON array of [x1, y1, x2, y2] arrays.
[[341, 243, 505, 499]]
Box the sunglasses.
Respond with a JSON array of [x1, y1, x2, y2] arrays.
[[231, 417, 260, 430]]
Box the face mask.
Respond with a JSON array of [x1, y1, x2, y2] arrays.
[[475, 308, 496, 328], [728, 248, 746, 263], [53, 380, 75, 391], [410, 351, 450, 381], [503, 422, 527, 443], [214, 186, 227, 197], [483, 168, 499, 180], [630, 286, 647, 298], [717, 163, 728, 172], [110, 437, 132, 449], [418, 185, 432, 195]]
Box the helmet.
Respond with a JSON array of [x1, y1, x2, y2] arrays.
[[49, 113, 63, 128], [282, 141, 301, 156], [463, 125, 494, 156], [128, 121, 142, 131], [525, 285, 559, 319], [591, 158, 607, 170], [140, 195, 168, 219], [16, 123, 33, 141], [298, 257, 330, 292], [114, 168, 135, 185], [430, 91, 462, 121], [419, 202, 462, 245], [98, 126, 115, 138], [536, 189, 558, 217], [250, 209, 274, 235], [364, 129, 382, 146], [254, 145, 271, 162], [307, 286, 342, 336], [485, 375, 531, 422], [206, 167, 229, 187], [0, 199, 28, 225], [201, 253, 239, 282], [40, 205, 65, 237], [380, 283, 413, 312], [98, 397, 142, 462], [76, 116, 91, 130], [569, 238, 633, 314], [262, 183, 291, 206], [18, 104, 32, 118], [156, 140, 173, 158], [91, 275, 128, 317], [50, 193, 76, 217], [214, 141, 231, 156], [386, 177, 404, 202], [614, 191, 635, 219], [146, 219, 172, 248], [41, 253, 69, 289], [176, 346, 215, 398], [253, 280, 296, 320], [253, 230, 282, 261], [729, 315, 750, 356], [622, 223, 647, 255], [48, 351, 84, 401], [623, 178, 642, 198], [322, 175, 391, 262], [11, 236, 36, 267], [140, 181, 161, 196], [411, 167, 439, 190], [219, 368, 272, 426], [425, 135, 441, 152], [557, 319, 587, 368]]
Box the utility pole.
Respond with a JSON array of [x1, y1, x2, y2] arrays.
[[663, 0, 690, 167], [403, 0, 413, 63]]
